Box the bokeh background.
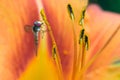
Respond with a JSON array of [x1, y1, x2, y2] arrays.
[[89, 0, 120, 13]]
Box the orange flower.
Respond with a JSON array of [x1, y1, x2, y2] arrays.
[[0, 0, 120, 80]]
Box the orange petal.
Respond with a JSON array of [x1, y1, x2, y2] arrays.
[[42, 0, 88, 79], [0, 0, 40, 79], [86, 4, 120, 74]]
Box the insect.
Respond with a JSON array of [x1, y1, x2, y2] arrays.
[[24, 20, 47, 56]]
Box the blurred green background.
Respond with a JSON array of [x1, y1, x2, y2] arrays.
[[89, 0, 120, 13]]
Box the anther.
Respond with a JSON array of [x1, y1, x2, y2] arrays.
[[52, 44, 57, 60], [84, 35, 89, 50], [79, 29, 85, 44], [79, 9, 86, 26], [80, 29, 85, 39], [82, 10, 86, 19], [67, 4, 75, 20]]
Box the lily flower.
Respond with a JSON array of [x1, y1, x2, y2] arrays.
[[0, 0, 120, 80]]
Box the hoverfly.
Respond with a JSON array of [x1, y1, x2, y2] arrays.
[[24, 20, 48, 56]]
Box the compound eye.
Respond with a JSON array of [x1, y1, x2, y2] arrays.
[[34, 21, 43, 27], [33, 26, 40, 32]]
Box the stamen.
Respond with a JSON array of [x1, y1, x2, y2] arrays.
[[77, 11, 88, 79], [67, 4, 78, 80], [80, 35, 89, 69], [79, 9, 86, 27], [79, 25, 120, 78], [77, 29, 85, 72], [67, 4, 75, 21], [40, 9, 63, 80], [76, 34, 89, 80]]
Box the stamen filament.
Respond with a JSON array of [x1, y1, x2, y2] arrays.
[[71, 21, 78, 80], [40, 9, 63, 80], [67, 4, 78, 80], [77, 10, 86, 74], [77, 9, 88, 80], [77, 29, 85, 71], [79, 35, 88, 80], [80, 42, 86, 80], [78, 39, 83, 71], [52, 45, 63, 80], [81, 39, 86, 69]]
